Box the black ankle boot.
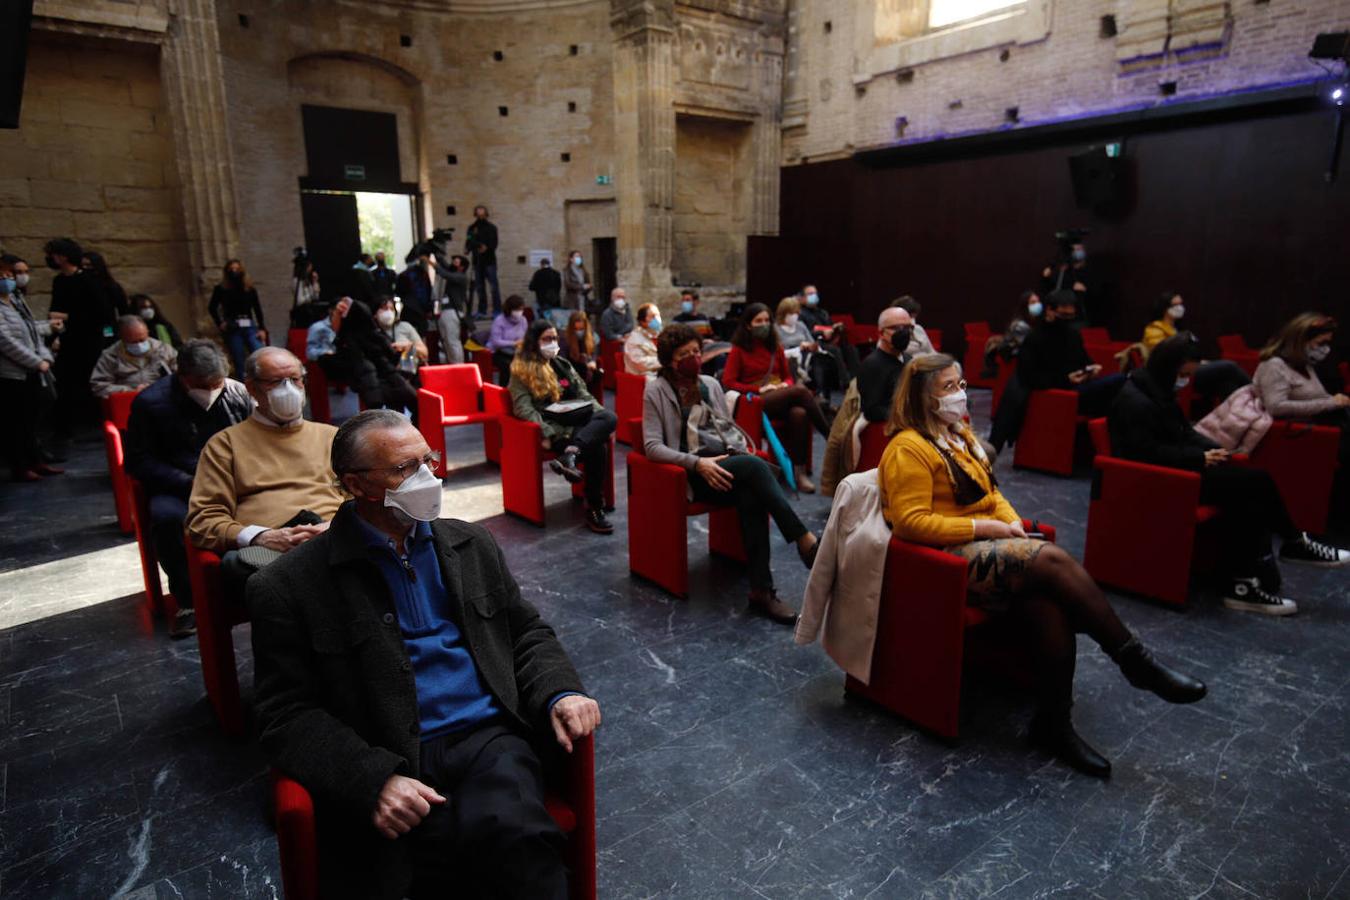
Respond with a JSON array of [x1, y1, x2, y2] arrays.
[[549, 450, 583, 484], [1029, 709, 1111, 779], [1110, 638, 1206, 704]]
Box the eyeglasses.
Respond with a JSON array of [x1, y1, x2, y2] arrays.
[[353, 451, 441, 481], [256, 375, 305, 390], [937, 378, 968, 394]]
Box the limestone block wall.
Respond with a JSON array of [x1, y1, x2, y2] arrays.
[[0, 32, 193, 328], [782, 0, 1350, 164], [214, 0, 616, 329]]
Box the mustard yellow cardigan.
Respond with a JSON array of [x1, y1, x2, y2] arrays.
[[877, 428, 1020, 547], [1141, 318, 1176, 352]]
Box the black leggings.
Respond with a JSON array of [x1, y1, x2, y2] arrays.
[[759, 385, 830, 466], [552, 407, 617, 509], [0, 374, 43, 474], [689, 454, 807, 590], [1199, 464, 1298, 579]]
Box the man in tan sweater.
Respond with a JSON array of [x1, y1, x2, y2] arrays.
[[187, 347, 345, 563]]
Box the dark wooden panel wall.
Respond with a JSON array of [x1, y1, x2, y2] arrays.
[[752, 108, 1350, 357]]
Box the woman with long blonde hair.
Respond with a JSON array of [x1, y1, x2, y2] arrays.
[[877, 353, 1206, 777], [508, 318, 617, 533]]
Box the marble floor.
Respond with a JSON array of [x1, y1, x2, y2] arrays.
[[1, 391, 1348, 899]]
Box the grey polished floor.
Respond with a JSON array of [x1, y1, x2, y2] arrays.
[[1, 390, 1348, 899]]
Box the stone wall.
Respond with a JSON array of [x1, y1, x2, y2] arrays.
[[783, 0, 1350, 163], [0, 30, 193, 327], [673, 115, 752, 286]]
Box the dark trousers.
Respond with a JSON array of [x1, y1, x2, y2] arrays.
[[148, 493, 191, 608], [1073, 372, 1126, 417], [760, 385, 830, 466], [408, 722, 567, 900], [473, 263, 501, 316], [1200, 464, 1297, 582], [492, 349, 515, 387], [53, 348, 101, 436], [552, 407, 617, 509], [224, 326, 264, 380], [689, 453, 808, 590], [0, 374, 43, 474], [1194, 360, 1250, 406]]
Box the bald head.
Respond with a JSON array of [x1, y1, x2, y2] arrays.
[[877, 306, 913, 357]]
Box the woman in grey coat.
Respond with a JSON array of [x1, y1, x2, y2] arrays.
[[0, 254, 63, 481]]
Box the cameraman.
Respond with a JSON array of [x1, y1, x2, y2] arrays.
[[466, 205, 501, 315]]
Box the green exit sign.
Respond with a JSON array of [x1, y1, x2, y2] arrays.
[[596, 174, 611, 185]]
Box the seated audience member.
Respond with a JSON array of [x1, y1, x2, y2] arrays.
[[983, 290, 1040, 376], [890, 295, 937, 356], [249, 409, 600, 900], [598, 287, 634, 342], [623, 303, 662, 376], [375, 297, 428, 378], [338, 299, 420, 419], [1109, 333, 1347, 616], [90, 314, 178, 398], [125, 340, 252, 637], [130, 294, 183, 349], [798, 283, 861, 385], [721, 303, 832, 493], [879, 353, 1206, 777], [186, 347, 346, 591], [645, 324, 819, 624], [1139, 291, 1249, 404], [1254, 313, 1349, 466], [306, 297, 351, 370], [1017, 289, 1124, 416], [857, 306, 915, 423], [673, 290, 707, 326], [487, 294, 529, 386], [775, 296, 818, 384], [563, 309, 603, 397], [528, 257, 562, 310], [0, 253, 63, 482], [508, 319, 618, 534]]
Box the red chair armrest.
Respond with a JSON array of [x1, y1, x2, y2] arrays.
[[274, 771, 319, 900], [482, 383, 510, 416], [417, 387, 444, 422], [626, 418, 644, 449], [1093, 455, 1202, 515]]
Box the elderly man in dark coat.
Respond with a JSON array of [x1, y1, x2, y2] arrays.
[[248, 409, 600, 900]]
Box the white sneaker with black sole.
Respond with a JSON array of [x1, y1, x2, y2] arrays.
[[1222, 577, 1298, 616], [1279, 533, 1350, 567]]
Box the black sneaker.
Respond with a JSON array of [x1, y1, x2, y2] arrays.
[[1222, 577, 1297, 617], [549, 451, 583, 484], [169, 608, 197, 639], [1279, 533, 1350, 568], [585, 508, 613, 535]]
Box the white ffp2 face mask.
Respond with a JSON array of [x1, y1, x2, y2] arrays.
[[188, 386, 223, 410], [383, 464, 443, 522], [267, 380, 305, 423], [540, 341, 560, 359], [1307, 344, 1331, 364], [936, 389, 968, 424]]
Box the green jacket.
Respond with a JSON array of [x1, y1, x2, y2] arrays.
[[507, 356, 602, 443]]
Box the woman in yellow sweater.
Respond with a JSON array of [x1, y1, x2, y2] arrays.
[[1141, 290, 1185, 353], [877, 354, 1205, 777]]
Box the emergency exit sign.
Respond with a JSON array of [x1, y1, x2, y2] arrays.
[[595, 174, 611, 185], [344, 164, 366, 181]]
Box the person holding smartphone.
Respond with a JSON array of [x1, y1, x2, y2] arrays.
[[1017, 289, 1124, 416]]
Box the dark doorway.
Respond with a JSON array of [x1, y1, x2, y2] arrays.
[[591, 237, 617, 308], [299, 191, 361, 302]]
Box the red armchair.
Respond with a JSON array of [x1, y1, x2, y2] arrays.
[[962, 322, 996, 389], [846, 521, 1054, 739], [1248, 420, 1341, 534], [625, 419, 750, 599], [1083, 340, 1129, 374], [185, 541, 250, 736], [274, 734, 597, 900], [599, 338, 624, 391], [417, 364, 506, 476], [855, 421, 890, 473], [1012, 389, 1085, 476], [613, 370, 647, 445], [470, 347, 495, 386], [499, 413, 615, 526], [926, 327, 943, 352], [102, 391, 140, 534], [735, 393, 812, 470], [990, 357, 1016, 416], [1217, 334, 1260, 377], [128, 478, 174, 619], [1082, 418, 1220, 607]]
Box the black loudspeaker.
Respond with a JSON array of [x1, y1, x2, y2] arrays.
[[1068, 147, 1122, 209], [1309, 32, 1350, 62], [0, 1, 34, 129]]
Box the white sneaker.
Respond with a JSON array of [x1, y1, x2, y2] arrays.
[[1279, 533, 1350, 567], [1222, 577, 1298, 616]]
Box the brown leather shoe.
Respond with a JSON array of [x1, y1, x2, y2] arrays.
[[748, 588, 798, 625], [797, 533, 820, 570]]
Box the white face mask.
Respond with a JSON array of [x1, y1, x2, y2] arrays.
[[15, 273, 29, 289], [138, 307, 156, 320], [376, 309, 396, 327], [187, 385, 223, 410], [1168, 304, 1185, 320], [1174, 376, 1191, 391], [509, 311, 524, 322], [1307, 344, 1331, 364], [383, 463, 443, 523], [936, 389, 968, 424], [783, 313, 799, 329], [540, 341, 560, 359], [612, 298, 627, 312], [125, 339, 150, 357], [266, 379, 305, 423]]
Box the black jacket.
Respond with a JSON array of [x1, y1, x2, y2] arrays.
[[1108, 369, 1217, 472], [208, 283, 265, 331], [124, 373, 253, 499], [1017, 321, 1091, 391], [528, 266, 562, 306], [248, 505, 584, 900], [858, 347, 905, 423], [465, 218, 499, 267]]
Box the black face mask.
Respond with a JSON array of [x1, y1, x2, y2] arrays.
[[227, 270, 243, 282], [892, 327, 912, 352], [45, 255, 59, 271]]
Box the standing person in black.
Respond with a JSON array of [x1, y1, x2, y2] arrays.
[[45, 237, 118, 439], [371, 251, 397, 303], [1108, 333, 1348, 617], [208, 258, 266, 379], [81, 250, 130, 317], [465, 205, 501, 316], [528, 258, 562, 312], [857, 306, 915, 423], [396, 248, 436, 336], [1016, 290, 1123, 416]]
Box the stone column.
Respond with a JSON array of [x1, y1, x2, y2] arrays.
[[611, 0, 677, 305], [160, 0, 241, 331], [751, 52, 783, 237]]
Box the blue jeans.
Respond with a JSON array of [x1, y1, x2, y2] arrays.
[[473, 263, 501, 315], [224, 326, 263, 378]]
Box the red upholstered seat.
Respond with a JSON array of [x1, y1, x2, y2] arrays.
[[185, 541, 251, 735], [1248, 420, 1341, 534], [613, 370, 646, 445], [855, 421, 891, 473], [417, 364, 505, 475], [102, 391, 141, 534], [274, 735, 597, 900], [1217, 334, 1260, 377], [1012, 389, 1084, 476], [599, 338, 623, 391], [926, 327, 943, 351], [962, 322, 996, 389], [129, 478, 174, 619], [499, 413, 615, 526]]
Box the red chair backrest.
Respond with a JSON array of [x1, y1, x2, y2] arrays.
[[1079, 327, 1110, 345], [1216, 334, 1249, 355], [420, 364, 485, 416], [615, 371, 647, 423], [856, 422, 890, 472], [627, 417, 644, 449], [963, 321, 990, 340], [471, 348, 494, 384], [926, 327, 943, 351], [103, 390, 139, 431], [832, 313, 856, 329], [286, 328, 308, 360], [1087, 417, 1110, 456]]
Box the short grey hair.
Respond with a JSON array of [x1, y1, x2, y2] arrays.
[[117, 314, 147, 336], [177, 339, 229, 380], [331, 409, 414, 477], [243, 346, 299, 381]]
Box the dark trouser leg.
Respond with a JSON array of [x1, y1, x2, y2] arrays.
[[349, 357, 385, 409], [381, 371, 419, 421], [1193, 360, 1249, 406], [689, 454, 807, 590], [1200, 464, 1297, 578], [492, 350, 514, 387], [486, 265, 502, 314], [760, 385, 828, 465], [148, 493, 191, 607], [0, 375, 42, 473], [1073, 373, 1126, 417], [217, 551, 257, 602], [409, 724, 567, 900], [561, 408, 615, 508], [1010, 594, 1077, 717]]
